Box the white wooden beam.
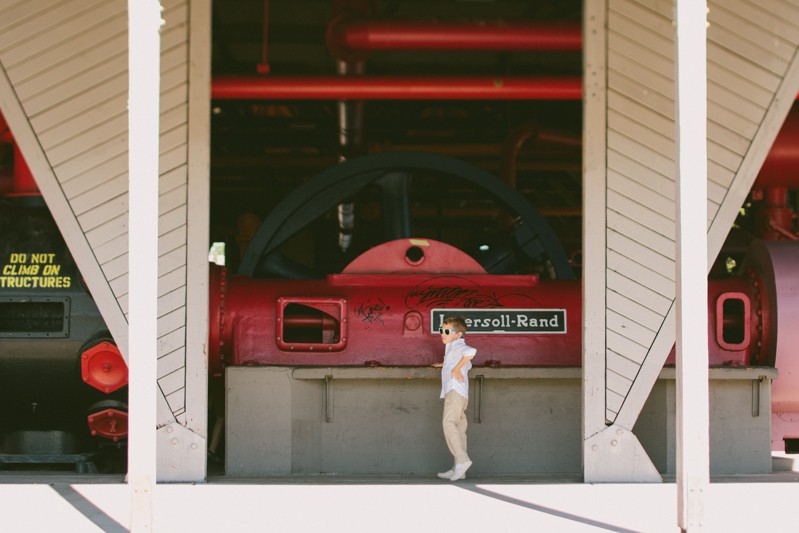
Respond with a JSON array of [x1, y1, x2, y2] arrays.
[[184, 0, 211, 445], [674, 0, 709, 530], [582, 0, 661, 483], [152, 0, 212, 483], [582, 0, 610, 478], [582, 0, 609, 442], [128, 0, 162, 530]]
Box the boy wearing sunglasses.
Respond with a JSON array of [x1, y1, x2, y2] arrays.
[[433, 315, 477, 481]]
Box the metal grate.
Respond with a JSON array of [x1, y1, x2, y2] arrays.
[[0, 298, 69, 337]]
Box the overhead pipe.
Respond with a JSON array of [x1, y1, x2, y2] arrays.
[[219, 13, 584, 101], [210, 75, 799, 190], [212, 76, 582, 100], [327, 19, 582, 60]]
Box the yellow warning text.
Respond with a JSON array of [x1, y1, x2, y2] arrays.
[[0, 252, 71, 289]]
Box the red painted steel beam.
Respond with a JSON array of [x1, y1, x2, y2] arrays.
[[328, 21, 583, 54], [212, 76, 582, 100]]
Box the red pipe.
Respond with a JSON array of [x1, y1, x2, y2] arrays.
[[756, 105, 799, 189], [328, 21, 582, 58], [212, 76, 582, 100]]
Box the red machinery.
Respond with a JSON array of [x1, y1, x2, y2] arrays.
[[211, 239, 579, 371], [210, 237, 773, 373], [208, 4, 799, 380], [209, 152, 775, 375]]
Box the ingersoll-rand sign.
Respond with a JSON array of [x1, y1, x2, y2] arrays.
[[431, 308, 567, 334]]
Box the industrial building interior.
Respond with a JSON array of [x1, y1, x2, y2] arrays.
[[207, 0, 799, 299], [209, 0, 585, 280], [3, 0, 799, 478], [204, 0, 799, 473]]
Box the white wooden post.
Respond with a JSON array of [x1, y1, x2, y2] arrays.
[[582, 0, 609, 448], [674, 0, 709, 530], [128, 1, 162, 530]]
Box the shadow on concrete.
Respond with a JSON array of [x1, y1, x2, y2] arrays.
[[50, 484, 128, 533], [458, 483, 641, 533], [205, 473, 584, 484]]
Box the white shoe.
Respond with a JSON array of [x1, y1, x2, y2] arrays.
[[437, 468, 454, 479], [449, 460, 472, 481]]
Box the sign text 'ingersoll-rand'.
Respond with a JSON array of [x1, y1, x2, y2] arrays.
[[431, 308, 566, 334]]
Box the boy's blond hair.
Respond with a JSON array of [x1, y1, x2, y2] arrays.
[[442, 315, 467, 333]]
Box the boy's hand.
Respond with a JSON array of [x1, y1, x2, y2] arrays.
[[432, 363, 443, 368], [452, 370, 464, 382]]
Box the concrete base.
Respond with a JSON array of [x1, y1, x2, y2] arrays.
[[584, 424, 662, 482], [634, 368, 774, 475], [225, 366, 774, 477]]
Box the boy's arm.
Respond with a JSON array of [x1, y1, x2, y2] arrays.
[[451, 355, 474, 382]]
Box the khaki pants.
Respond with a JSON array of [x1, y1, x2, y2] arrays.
[[442, 390, 470, 465]]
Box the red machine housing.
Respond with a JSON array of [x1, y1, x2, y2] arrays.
[[87, 407, 128, 443], [209, 239, 768, 375], [81, 340, 128, 394]]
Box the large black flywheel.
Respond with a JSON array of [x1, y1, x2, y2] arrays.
[[238, 152, 574, 280]]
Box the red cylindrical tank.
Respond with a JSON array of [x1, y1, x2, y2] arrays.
[[209, 239, 766, 373], [212, 269, 581, 370]]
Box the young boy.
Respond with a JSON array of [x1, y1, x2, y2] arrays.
[[434, 315, 476, 481]]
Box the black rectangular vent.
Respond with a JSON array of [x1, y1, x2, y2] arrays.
[[0, 298, 70, 337]]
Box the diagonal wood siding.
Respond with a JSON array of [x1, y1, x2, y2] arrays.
[[606, 0, 676, 420], [604, 0, 799, 425], [0, 0, 192, 423]]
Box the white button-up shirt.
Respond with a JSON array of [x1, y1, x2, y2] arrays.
[[440, 337, 477, 400]]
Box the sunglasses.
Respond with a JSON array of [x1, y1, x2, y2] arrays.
[[438, 327, 460, 335]]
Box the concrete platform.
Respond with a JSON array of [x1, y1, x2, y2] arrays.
[[1, 471, 799, 532]]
